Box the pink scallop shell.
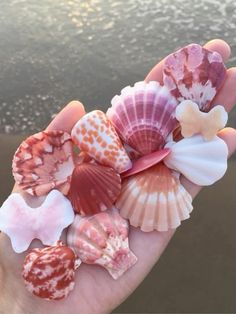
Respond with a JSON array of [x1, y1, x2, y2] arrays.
[[116, 163, 193, 232], [107, 81, 178, 155], [122, 148, 171, 178], [163, 43, 227, 112], [22, 241, 81, 300], [71, 110, 132, 173], [12, 130, 75, 196], [68, 163, 121, 215], [67, 208, 137, 279]]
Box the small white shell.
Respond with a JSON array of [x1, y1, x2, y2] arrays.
[[164, 135, 228, 186]]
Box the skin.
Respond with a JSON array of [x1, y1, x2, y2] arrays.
[[0, 39, 236, 314]]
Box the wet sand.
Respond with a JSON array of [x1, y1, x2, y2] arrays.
[[0, 133, 235, 313]]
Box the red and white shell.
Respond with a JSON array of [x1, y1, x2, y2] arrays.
[[12, 130, 75, 196], [22, 242, 81, 300], [67, 208, 137, 279]]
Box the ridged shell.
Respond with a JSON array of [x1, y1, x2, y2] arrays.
[[0, 190, 75, 253], [107, 81, 178, 155], [12, 130, 75, 196], [163, 43, 226, 112], [116, 163, 193, 232], [22, 241, 81, 300], [68, 163, 121, 215], [164, 135, 228, 186], [67, 208, 137, 279], [71, 110, 132, 173]]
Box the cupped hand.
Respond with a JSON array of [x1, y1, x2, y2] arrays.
[[0, 39, 236, 314]]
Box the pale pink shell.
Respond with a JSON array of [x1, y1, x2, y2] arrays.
[[12, 130, 75, 196], [68, 163, 121, 215], [71, 110, 132, 173], [163, 43, 226, 112], [67, 208, 137, 279], [22, 241, 81, 300], [107, 81, 178, 155], [0, 190, 75, 253], [116, 163, 193, 232]]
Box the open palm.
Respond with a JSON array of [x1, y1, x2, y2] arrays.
[[0, 39, 236, 314]]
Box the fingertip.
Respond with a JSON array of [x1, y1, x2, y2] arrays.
[[218, 127, 236, 155], [46, 100, 86, 133], [204, 39, 231, 62]]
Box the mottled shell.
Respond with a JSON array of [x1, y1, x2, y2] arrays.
[[163, 43, 226, 111], [116, 163, 193, 232], [22, 242, 81, 300], [107, 81, 178, 155], [67, 208, 137, 279], [12, 130, 75, 196]]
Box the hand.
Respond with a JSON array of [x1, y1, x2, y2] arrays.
[[0, 39, 236, 314]]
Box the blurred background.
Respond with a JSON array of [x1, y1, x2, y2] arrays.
[[0, 0, 236, 312]]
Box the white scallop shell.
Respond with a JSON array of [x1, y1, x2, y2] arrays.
[[164, 135, 228, 186]]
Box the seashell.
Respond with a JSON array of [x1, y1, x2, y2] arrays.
[[68, 163, 121, 215], [67, 208, 137, 279], [164, 135, 228, 186], [176, 101, 228, 140], [0, 190, 75, 253], [122, 148, 171, 178], [163, 43, 226, 112], [107, 81, 178, 155], [116, 163, 193, 232], [12, 130, 75, 196], [22, 241, 81, 300], [71, 110, 132, 173]]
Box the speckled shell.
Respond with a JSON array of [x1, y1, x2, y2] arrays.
[[0, 190, 75, 253], [71, 110, 132, 173], [164, 135, 228, 186], [107, 81, 178, 155], [22, 242, 81, 300], [68, 163, 121, 215], [12, 130, 75, 196], [163, 43, 226, 111], [116, 163, 193, 232], [67, 208, 137, 279]]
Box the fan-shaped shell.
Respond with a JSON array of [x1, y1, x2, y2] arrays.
[[163, 43, 226, 112], [116, 163, 193, 232], [67, 208, 137, 279], [107, 81, 178, 155], [12, 130, 75, 196], [68, 163, 121, 215], [22, 241, 81, 300], [164, 135, 228, 186], [71, 110, 132, 173]]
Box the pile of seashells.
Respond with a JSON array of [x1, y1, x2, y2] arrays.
[[0, 44, 230, 300]]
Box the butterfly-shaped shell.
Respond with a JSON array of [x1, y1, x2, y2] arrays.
[[12, 130, 75, 196], [107, 81, 178, 155], [164, 135, 228, 186], [71, 110, 132, 173], [22, 242, 81, 300], [0, 190, 75, 253], [163, 43, 226, 112], [68, 163, 121, 215], [116, 163, 193, 232], [67, 208, 137, 279]]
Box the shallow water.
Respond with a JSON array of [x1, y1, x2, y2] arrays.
[[0, 0, 236, 135]]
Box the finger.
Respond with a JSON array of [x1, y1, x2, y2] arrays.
[[46, 100, 85, 133], [145, 39, 231, 83], [212, 67, 236, 112], [181, 127, 236, 198]]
